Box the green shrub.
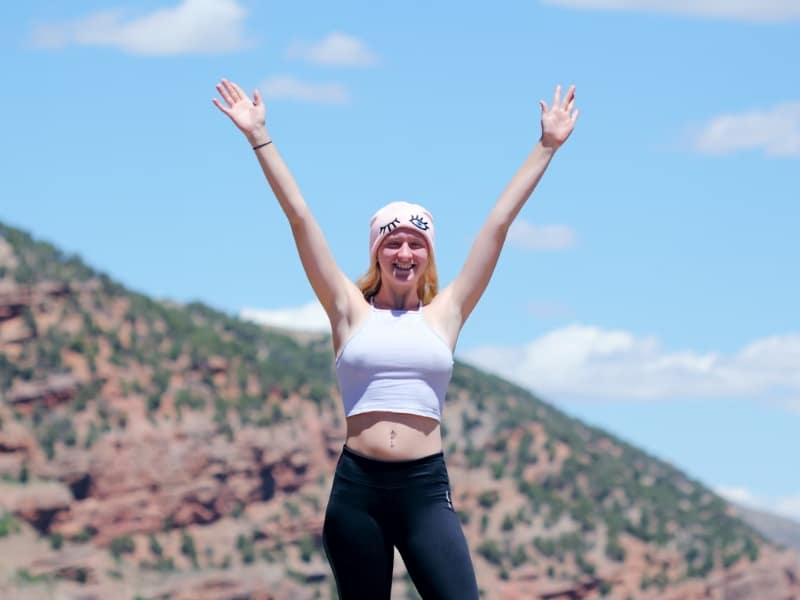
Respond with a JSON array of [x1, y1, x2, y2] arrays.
[[466, 446, 486, 469], [149, 534, 163, 557], [492, 438, 508, 452], [744, 536, 759, 562], [181, 531, 198, 567], [510, 545, 528, 567], [109, 536, 135, 561], [236, 533, 255, 564], [461, 411, 481, 433], [15, 568, 48, 584], [84, 421, 99, 448], [175, 389, 206, 413], [284, 500, 300, 518], [37, 416, 77, 460], [476, 540, 503, 566], [501, 514, 514, 532], [477, 490, 499, 509], [70, 526, 94, 543], [517, 431, 535, 466], [307, 383, 328, 410], [298, 534, 315, 563], [490, 461, 505, 480], [605, 535, 626, 562], [575, 552, 596, 575], [0, 513, 21, 537], [534, 537, 557, 558]]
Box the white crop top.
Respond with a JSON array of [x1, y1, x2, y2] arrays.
[[335, 302, 454, 422]]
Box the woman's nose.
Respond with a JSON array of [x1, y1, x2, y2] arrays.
[[397, 243, 413, 258]]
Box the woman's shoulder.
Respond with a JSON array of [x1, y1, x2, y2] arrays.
[[330, 288, 371, 359], [423, 291, 460, 352]]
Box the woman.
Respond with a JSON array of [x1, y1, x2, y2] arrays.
[[213, 79, 578, 599]]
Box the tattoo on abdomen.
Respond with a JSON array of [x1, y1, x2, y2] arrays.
[[390, 429, 396, 448]]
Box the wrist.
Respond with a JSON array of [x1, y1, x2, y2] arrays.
[[537, 137, 560, 154], [245, 127, 270, 147]]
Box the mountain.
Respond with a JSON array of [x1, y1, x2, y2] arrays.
[[1, 220, 798, 600], [731, 503, 800, 553]]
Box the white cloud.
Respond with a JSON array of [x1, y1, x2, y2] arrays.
[[717, 486, 800, 521], [260, 76, 350, 105], [287, 32, 378, 67], [784, 398, 800, 415], [717, 485, 759, 506], [462, 325, 800, 403], [30, 0, 249, 55], [542, 0, 800, 22], [240, 301, 329, 333], [692, 102, 800, 157], [508, 220, 577, 250], [775, 495, 800, 521]]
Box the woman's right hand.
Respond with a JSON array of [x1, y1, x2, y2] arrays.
[[212, 79, 268, 144]]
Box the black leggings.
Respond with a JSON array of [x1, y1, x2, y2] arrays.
[[322, 445, 479, 599]]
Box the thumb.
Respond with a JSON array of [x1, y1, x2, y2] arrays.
[[539, 99, 548, 113], [253, 88, 262, 106]]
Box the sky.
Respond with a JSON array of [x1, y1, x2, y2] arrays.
[[2, 1, 798, 520]]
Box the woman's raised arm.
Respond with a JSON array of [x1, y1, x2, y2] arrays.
[[213, 79, 360, 328], [436, 84, 579, 340]]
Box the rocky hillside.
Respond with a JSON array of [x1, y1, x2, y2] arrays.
[[731, 503, 800, 553], [1, 221, 798, 600]]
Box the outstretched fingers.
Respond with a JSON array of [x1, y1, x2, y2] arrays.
[[544, 84, 577, 114], [552, 84, 562, 110], [222, 79, 242, 103], [211, 96, 231, 115], [539, 99, 548, 114], [561, 84, 575, 109], [212, 79, 235, 115], [213, 78, 258, 116], [231, 81, 252, 104], [542, 83, 576, 115], [215, 81, 234, 106], [563, 85, 578, 122]]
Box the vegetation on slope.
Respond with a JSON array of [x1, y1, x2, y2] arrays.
[[0, 221, 767, 595]]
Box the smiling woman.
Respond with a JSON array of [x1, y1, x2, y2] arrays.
[[357, 201, 438, 307], [213, 77, 578, 600]]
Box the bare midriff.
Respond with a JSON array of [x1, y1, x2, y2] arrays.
[[345, 411, 442, 461]]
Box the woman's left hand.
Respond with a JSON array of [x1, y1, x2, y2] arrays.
[[539, 84, 579, 149]]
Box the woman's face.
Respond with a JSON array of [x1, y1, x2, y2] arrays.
[[377, 229, 430, 288]]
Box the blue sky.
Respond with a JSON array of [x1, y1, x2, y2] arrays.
[[2, 1, 798, 519]]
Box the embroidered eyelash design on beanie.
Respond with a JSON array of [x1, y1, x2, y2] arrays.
[[369, 201, 435, 262]]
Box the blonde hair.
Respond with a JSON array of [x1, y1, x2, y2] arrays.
[[357, 254, 439, 305]]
